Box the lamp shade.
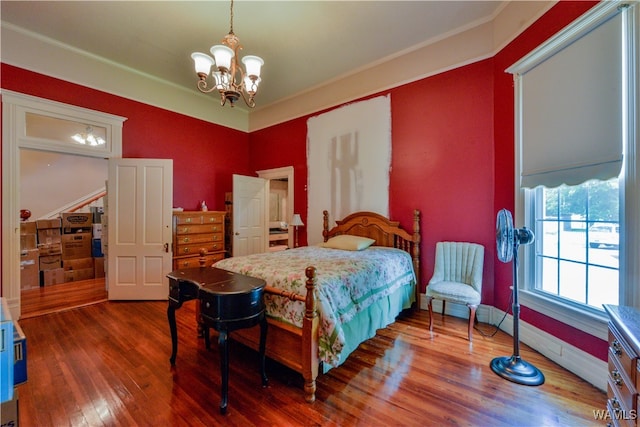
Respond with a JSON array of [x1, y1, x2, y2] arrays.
[[210, 45, 234, 70], [191, 52, 215, 74], [242, 55, 264, 78], [291, 214, 304, 227]]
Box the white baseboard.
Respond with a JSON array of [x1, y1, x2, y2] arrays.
[[420, 298, 607, 391]]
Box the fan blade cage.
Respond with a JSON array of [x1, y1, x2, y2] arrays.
[[496, 209, 514, 263]]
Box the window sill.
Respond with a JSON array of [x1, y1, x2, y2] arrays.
[[519, 290, 609, 341]]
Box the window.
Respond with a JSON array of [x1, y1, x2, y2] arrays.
[[510, 1, 638, 338], [530, 178, 619, 313]]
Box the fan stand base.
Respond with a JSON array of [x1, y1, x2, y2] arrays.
[[490, 355, 545, 386]]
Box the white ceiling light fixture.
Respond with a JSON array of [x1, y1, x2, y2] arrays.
[[191, 0, 264, 108], [72, 126, 105, 146]]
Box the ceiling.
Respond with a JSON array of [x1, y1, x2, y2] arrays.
[[1, 1, 505, 112]]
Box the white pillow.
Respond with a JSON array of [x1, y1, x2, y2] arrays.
[[319, 235, 375, 251]]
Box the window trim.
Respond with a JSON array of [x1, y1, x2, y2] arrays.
[[513, 1, 638, 339]]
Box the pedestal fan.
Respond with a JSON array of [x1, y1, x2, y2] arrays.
[[490, 208, 545, 386]]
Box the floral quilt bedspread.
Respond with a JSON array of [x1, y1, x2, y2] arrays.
[[214, 245, 416, 367]]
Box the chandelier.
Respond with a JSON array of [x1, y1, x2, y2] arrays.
[[191, 0, 264, 108], [71, 126, 105, 146]]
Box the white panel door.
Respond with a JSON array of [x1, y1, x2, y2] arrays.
[[107, 158, 173, 300], [232, 174, 267, 256]]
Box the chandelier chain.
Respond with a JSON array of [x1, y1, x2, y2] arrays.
[[229, 0, 234, 34]]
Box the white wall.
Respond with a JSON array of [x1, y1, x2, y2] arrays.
[[20, 149, 107, 219]]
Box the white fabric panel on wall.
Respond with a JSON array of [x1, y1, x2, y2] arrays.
[[306, 95, 391, 245], [515, 10, 623, 189]]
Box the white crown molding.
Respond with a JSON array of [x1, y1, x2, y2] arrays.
[[248, 0, 556, 131], [0, 22, 249, 132]]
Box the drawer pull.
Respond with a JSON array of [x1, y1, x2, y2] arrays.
[[609, 397, 621, 410], [611, 369, 622, 387], [612, 339, 622, 356], [183, 247, 190, 253], [182, 237, 191, 243]]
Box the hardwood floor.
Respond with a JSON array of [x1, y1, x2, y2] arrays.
[[21, 278, 107, 319], [16, 300, 606, 426]]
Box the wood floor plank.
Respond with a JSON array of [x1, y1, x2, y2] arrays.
[[15, 300, 606, 426]]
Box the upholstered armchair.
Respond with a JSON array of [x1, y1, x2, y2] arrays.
[[426, 241, 485, 341]]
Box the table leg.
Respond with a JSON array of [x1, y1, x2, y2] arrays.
[[168, 303, 178, 365], [218, 329, 229, 414], [259, 314, 268, 387]]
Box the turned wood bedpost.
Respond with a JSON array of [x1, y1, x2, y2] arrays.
[[322, 210, 329, 242], [303, 266, 319, 402], [412, 209, 421, 307]]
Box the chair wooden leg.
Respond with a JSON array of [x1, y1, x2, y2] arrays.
[[441, 300, 446, 317], [427, 297, 434, 331], [467, 305, 477, 341]]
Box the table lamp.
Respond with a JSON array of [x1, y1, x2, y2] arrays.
[[291, 214, 304, 247]]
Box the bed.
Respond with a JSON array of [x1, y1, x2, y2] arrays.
[[213, 209, 421, 402]]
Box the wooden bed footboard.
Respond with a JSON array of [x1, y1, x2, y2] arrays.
[[230, 266, 320, 402]]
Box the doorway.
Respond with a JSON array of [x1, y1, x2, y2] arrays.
[[2, 90, 125, 319], [19, 149, 108, 317], [257, 166, 295, 250]]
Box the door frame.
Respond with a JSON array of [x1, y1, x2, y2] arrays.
[[257, 166, 295, 249], [2, 90, 126, 318]]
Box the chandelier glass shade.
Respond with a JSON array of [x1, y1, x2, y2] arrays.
[[72, 126, 105, 146], [191, 0, 264, 108]]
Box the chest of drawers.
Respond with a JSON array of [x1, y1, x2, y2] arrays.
[[604, 305, 640, 426], [172, 211, 226, 270]]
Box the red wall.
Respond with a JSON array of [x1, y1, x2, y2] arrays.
[[1, 64, 251, 212]]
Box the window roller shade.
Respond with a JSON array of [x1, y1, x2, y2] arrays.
[[514, 10, 623, 189]]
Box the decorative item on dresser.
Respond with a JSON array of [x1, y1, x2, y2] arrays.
[[172, 211, 226, 269], [603, 304, 640, 426]]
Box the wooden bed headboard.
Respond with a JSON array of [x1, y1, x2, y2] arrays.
[[322, 210, 421, 287]]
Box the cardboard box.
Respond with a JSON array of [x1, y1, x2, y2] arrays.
[[20, 221, 36, 235], [63, 257, 94, 271], [20, 249, 39, 290], [37, 227, 61, 244], [13, 321, 26, 386], [61, 212, 93, 229], [37, 242, 62, 256], [39, 255, 62, 271], [0, 388, 18, 426], [20, 234, 37, 250], [36, 218, 61, 229], [40, 268, 65, 286], [61, 232, 92, 260], [94, 257, 105, 278], [64, 268, 95, 282]]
